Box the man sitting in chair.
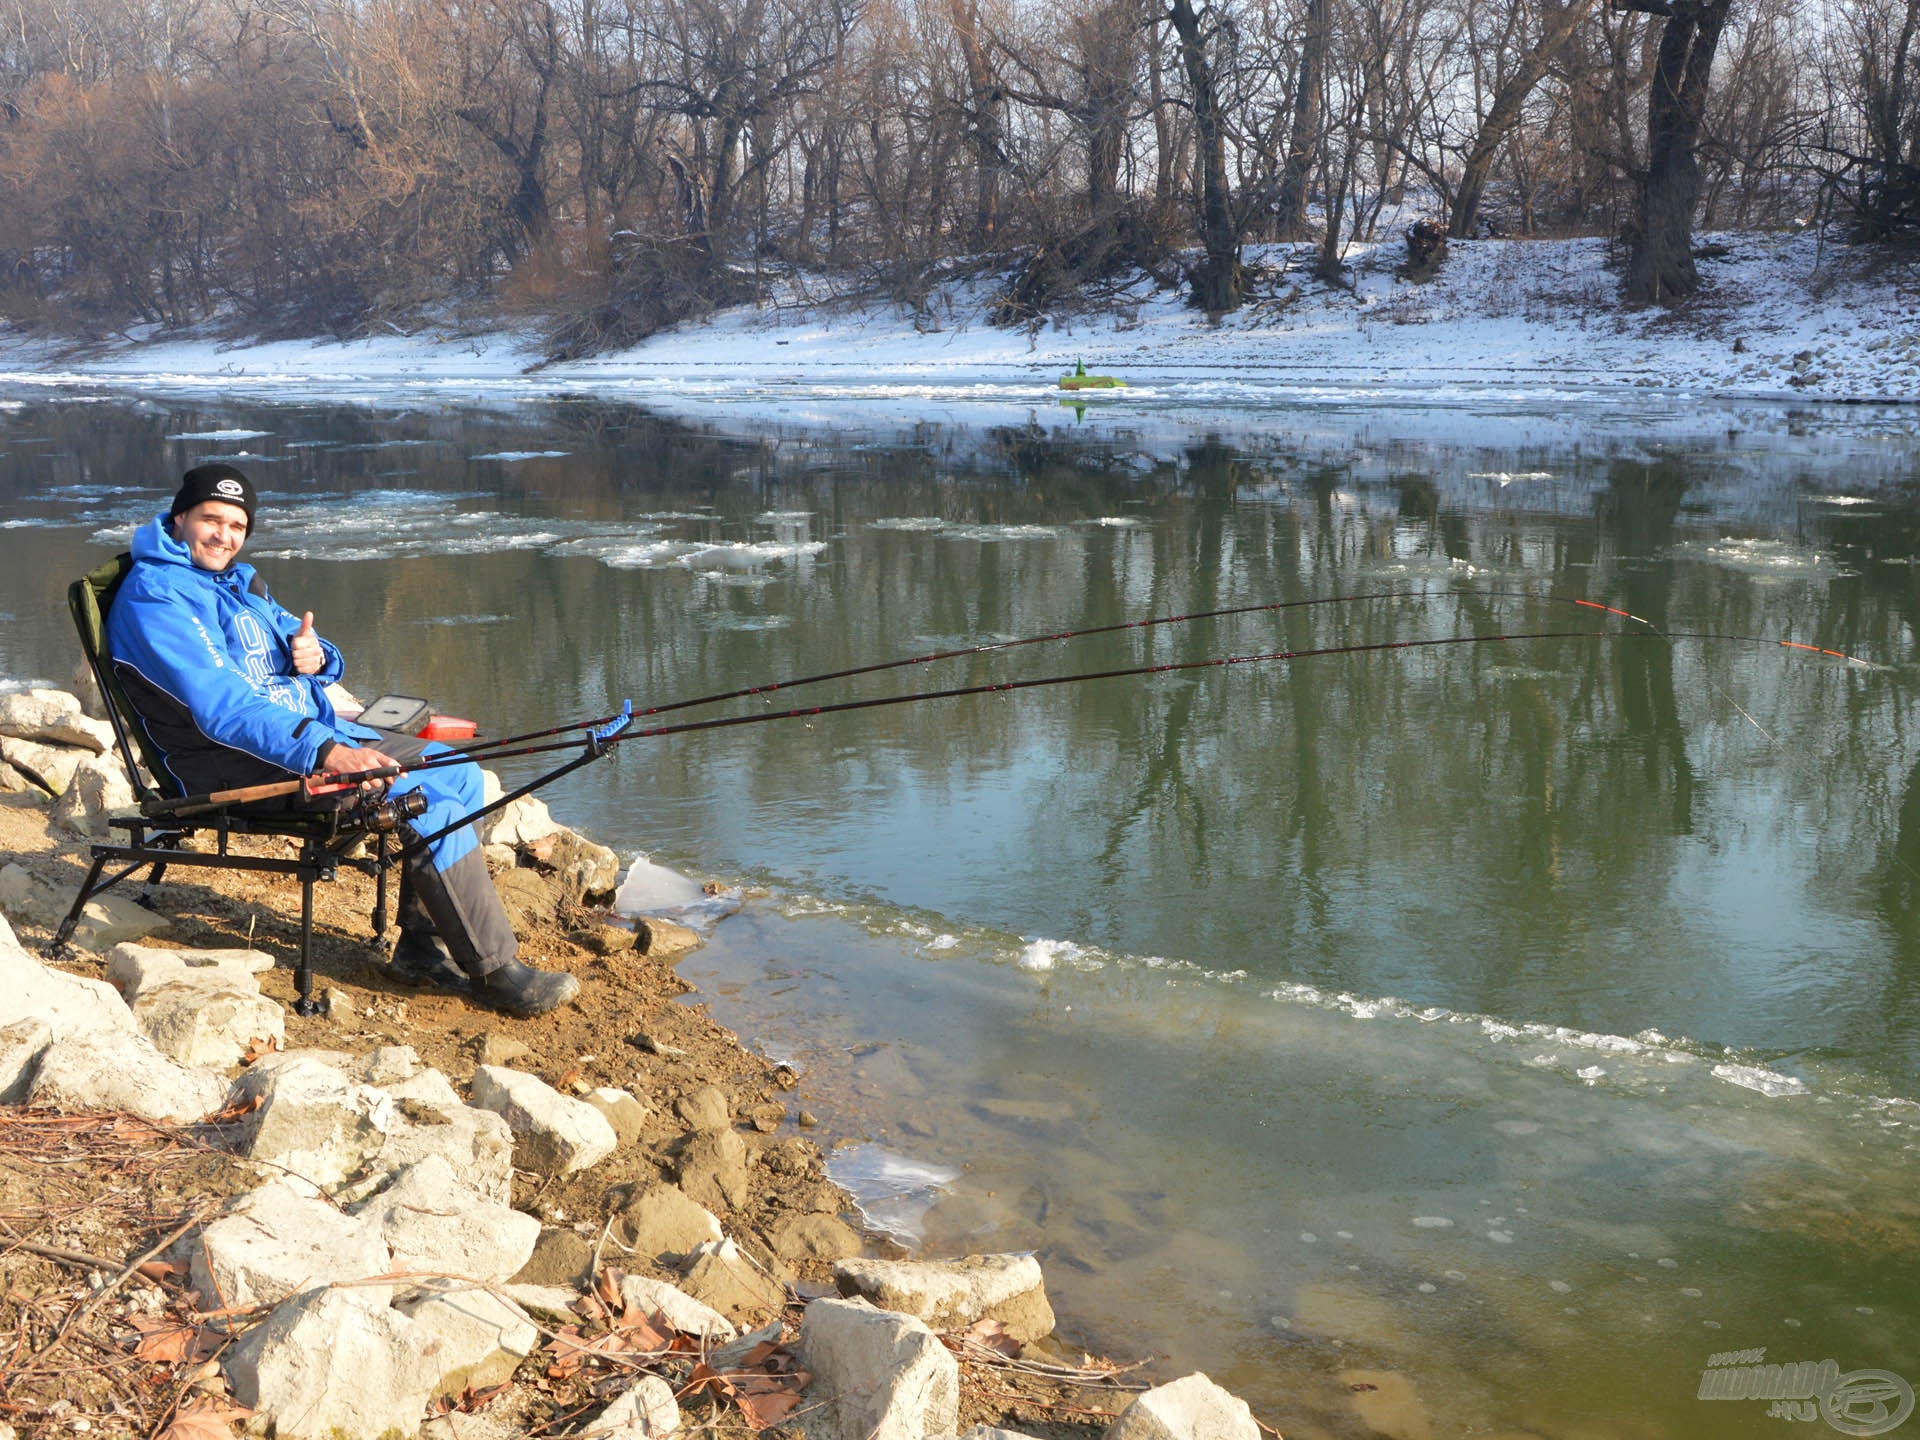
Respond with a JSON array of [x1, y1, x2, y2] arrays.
[[104, 463, 579, 1018]]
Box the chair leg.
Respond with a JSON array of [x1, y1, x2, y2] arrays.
[[292, 875, 325, 1017], [372, 834, 390, 937], [47, 854, 111, 959]]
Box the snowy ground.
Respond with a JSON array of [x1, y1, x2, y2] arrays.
[[1, 231, 1916, 419]]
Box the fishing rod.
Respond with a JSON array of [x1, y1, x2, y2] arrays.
[[144, 614, 1875, 826], [380, 623, 1873, 860], [412, 586, 1660, 766]]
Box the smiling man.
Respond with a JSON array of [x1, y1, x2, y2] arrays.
[[102, 462, 579, 1017]]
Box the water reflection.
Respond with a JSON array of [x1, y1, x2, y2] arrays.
[[4, 387, 1920, 1437]]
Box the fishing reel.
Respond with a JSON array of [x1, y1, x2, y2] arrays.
[[348, 788, 428, 834]]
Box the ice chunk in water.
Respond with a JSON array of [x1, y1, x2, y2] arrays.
[[613, 854, 741, 932], [826, 1143, 960, 1246], [1710, 1063, 1808, 1097]]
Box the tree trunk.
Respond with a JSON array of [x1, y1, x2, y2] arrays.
[[1275, 0, 1327, 239], [1167, 0, 1242, 310], [948, 0, 1004, 245], [1448, 0, 1601, 238], [1624, 0, 1733, 304]]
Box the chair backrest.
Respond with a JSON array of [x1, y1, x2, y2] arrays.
[[69, 554, 172, 803]]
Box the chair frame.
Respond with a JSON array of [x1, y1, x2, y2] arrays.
[[49, 554, 396, 1016]]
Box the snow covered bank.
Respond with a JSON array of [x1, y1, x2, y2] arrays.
[[2, 232, 1915, 412]]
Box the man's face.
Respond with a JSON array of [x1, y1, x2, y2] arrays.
[[172, 499, 250, 572]]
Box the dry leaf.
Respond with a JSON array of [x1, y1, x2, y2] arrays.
[[127, 1314, 222, 1365], [953, 1318, 1023, 1357], [136, 1260, 178, 1283], [239, 1035, 280, 1066], [429, 1382, 510, 1415], [157, 1398, 251, 1440]]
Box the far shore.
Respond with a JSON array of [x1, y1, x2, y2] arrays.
[[2, 231, 1916, 411]]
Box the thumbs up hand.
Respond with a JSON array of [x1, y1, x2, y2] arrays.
[[290, 611, 325, 675]]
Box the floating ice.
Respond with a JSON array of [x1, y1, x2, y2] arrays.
[[1681, 1287, 1702, 1297], [165, 428, 270, 440], [1550, 1280, 1572, 1293], [1412, 1216, 1453, 1229], [1710, 1063, 1808, 1097], [1487, 1231, 1514, 1244], [613, 854, 742, 932], [1417, 1282, 1437, 1294], [1300, 1233, 1318, 1244], [825, 1143, 959, 1247], [1017, 937, 1099, 972], [470, 450, 570, 460], [926, 934, 959, 951]]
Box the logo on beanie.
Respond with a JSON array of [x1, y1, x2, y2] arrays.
[[215, 478, 246, 501]]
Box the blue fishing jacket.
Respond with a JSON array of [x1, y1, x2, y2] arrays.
[[106, 513, 481, 871]]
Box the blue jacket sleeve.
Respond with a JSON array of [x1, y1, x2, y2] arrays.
[[109, 581, 341, 775]]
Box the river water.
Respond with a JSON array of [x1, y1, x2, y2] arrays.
[[3, 383, 1919, 1438]]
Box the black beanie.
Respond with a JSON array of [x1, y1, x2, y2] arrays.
[[169, 463, 257, 525]]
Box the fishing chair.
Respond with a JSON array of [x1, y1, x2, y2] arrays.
[[47, 553, 400, 1016]]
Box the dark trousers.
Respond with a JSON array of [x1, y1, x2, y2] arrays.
[[370, 731, 518, 979]]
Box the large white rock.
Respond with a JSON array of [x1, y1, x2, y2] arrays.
[[106, 942, 275, 1002], [134, 982, 285, 1068], [0, 689, 114, 753], [469, 1064, 618, 1175], [103, 942, 284, 1067], [0, 737, 85, 794], [798, 1297, 959, 1440], [834, 1254, 1055, 1342], [618, 1274, 738, 1342], [226, 1052, 514, 1202], [592, 1375, 682, 1440], [192, 1179, 395, 1310], [28, 1028, 225, 1123], [395, 1280, 541, 1398], [0, 1018, 52, 1104], [0, 922, 139, 1038], [1103, 1374, 1259, 1440], [50, 752, 137, 837], [482, 792, 561, 849], [223, 1286, 439, 1440], [355, 1154, 541, 1282]]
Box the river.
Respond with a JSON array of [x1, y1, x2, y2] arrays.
[[2, 382, 1917, 1438]]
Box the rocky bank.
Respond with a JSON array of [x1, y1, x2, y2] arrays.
[[0, 684, 1268, 1440]]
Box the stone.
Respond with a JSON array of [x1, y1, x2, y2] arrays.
[[676, 1125, 751, 1212], [223, 1287, 439, 1440], [592, 1375, 682, 1440], [635, 916, 702, 962], [356, 1154, 541, 1283], [585, 1086, 651, 1146], [0, 1018, 52, 1104], [193, 1180, 395, 1310], [467, 1031, 531, 1068], [494, 867, 560, 936], [351, 1044, 421, 1086], [0, 759, 31, 793], [503, 1283, 585, 1322], [615, 1183, 725, 1263], [770, 1212, 863, 1265], [1104, 1374, 1259, 1440], [50, 752, 136, 837], [0, 863, 63, 927], [2, 866, 172, 951], [675, 1085, 732, 1133], [678, 1238, 786, 1327], [573, 923, 637, 956], [483, 793, 560, 849], [69, 660, 107, 720], [0, 925, 139, 1038], [395, 1280, 540, 1398], [28, 1029, 225, 1124], [469, 1064, 618, 1175], [798, 1297, 959, 1440], [511, 1228, 595, 1287], [526, 826, 622, 902], [618, 1274, 738, 1341], [834, 1254, 1054, 1343], [130, 979, 285, 1068], [227, 1052, 514, 1204], [0, 689, 113, 752], [106, 942, 275, 1003], [0, 737, 84, 795]]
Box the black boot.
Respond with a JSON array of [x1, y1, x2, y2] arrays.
[[476, 958, 580, 1017], [390, 930, 470, 990]]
